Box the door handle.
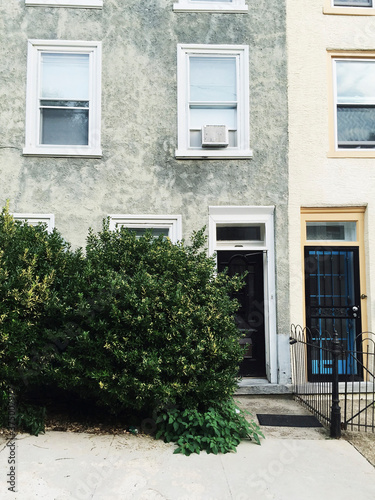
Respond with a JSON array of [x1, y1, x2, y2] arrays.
[[352, 305, 359, 318]]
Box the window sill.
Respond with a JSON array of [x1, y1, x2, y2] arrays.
[[328, 149, 375, 158], [25, 0, 103, 8], [175, 148, 253, 159], [23, 146, 102, 158], [323, 7, 375, 15], [173, 6, 248, 13]]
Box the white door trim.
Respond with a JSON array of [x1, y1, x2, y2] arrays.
[[208, 206, 277, 383]]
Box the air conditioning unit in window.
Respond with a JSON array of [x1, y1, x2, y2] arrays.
[[201, 125, 229, 148]]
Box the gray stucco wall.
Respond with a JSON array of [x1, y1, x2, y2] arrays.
[[0, 1, 289, 338]]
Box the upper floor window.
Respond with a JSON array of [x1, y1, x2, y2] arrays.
[[331, 56, 375, 154], [176, 44, 252, 159], [23, 40, 102, 157], [173, 0, 248, 13], [324, 0, 375, 14], [25, 1, 103, 7]]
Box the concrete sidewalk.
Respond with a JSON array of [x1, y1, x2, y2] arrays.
[[1, 431, 375, 499], [1, 396, 375, 500]]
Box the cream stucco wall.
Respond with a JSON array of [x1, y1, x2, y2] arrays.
[[287, 0, 375, 330]]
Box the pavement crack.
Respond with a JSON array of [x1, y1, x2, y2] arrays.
[[219, 455, 234, 499]]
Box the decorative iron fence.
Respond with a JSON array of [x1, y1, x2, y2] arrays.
[[290, 324, 375, 437]]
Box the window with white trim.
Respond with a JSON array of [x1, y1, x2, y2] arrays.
[[108, 215, 182, 244], [173, 0, 248, 13], [176, 44, 252, 159], [333, 57, 375, 150], [24, 40, 102, 157], [25, 1, 103, 7], [324, 0, 375, 14], [13, 214, 55, 233]]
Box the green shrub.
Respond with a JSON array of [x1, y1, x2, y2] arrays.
[[0, 382, 7, 428], [0, 202, 83, 396], [1, 207, 249, 446], [52, 220, 244, 415], [155, 399, 264, 455], [15, 403, 46, 436]]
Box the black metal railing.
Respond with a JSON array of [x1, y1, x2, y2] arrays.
[[290, 324, 375, 437]]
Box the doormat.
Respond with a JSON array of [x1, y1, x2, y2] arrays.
[[256, 414, 323, 427]]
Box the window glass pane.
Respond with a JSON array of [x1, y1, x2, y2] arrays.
[[41, 109, 88, 145], [190, 57, 237, 102], [41, 53, 90, 100], [217, 225, 262, 241], [306, 222, 357, 241], [336, 61, 375, 104], [127, 228, 169, 238], [334, 1, 372, 6], [190, 107, 237, 129], [337, 106, 375, 143], [40, 100, 89, 108]]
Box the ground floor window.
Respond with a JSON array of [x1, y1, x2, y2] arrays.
[[12, 213, 55, 233], [108, 215, 182, 244]]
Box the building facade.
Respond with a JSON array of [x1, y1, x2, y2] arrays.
[[0, 1, 289, 386], [288, 0, 375, 378]]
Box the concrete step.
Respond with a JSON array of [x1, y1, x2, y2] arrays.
[[235, 378, 293, 395]]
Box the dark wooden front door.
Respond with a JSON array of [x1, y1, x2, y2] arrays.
[[217, 250, 266, 377]]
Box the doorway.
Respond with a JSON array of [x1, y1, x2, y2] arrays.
[[209, 206, 277, 382], [305, 247, 362, 380], [217, 250, 266, 377], [301, 207, 367, 381]]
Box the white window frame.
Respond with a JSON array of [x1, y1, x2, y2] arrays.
[[324, 0, 375, 15], [12, 213, 55, 233], [25, 0, 103, 8], [173, 0, 248, 13], [108, 215, 182, 244], [23, 40, 102, 158], [208, 206, 277, 383], [332, 56, 375, 152], [176, 44, 252, 159]]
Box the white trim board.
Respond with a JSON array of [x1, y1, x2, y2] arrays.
[[25, 1, 103, 8], [208, 206, 277, 384]]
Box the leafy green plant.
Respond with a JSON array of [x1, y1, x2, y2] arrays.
[[0, 382, 7, 428], [0, 202, 83, 398], [1, 206, 251, 437], [52, 220, 244, 415], [15, 403, 46, 436], [155, 399, 264, 455], [0, 384, 45, 436]]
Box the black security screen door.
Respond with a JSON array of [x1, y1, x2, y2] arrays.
[[217, 250, 266, 377], [305, 247, 362, 381]]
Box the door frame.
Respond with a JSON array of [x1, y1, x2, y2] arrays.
[[301, 207, 368, 336], [208, 206, 277, 382]]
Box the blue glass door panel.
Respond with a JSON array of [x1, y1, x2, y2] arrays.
[[305, 247, 362, 381]]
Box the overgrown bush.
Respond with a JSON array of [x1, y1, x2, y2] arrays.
[[53, 220, 244, 415], [1, 207, 250, 446], [0, 382, 7, 428], [0, 202, 83, 398], [155, 399, 264, 455]]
